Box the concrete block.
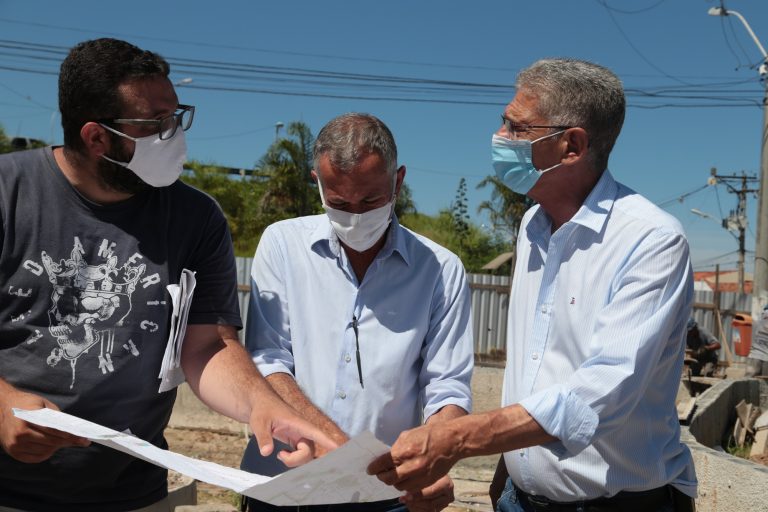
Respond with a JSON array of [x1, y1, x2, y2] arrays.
[[755, 409, 768, 431], [750, 429, 768, 458], [168, 473, 197, 509]]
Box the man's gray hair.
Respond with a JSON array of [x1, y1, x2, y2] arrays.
[[313, 113, 398, 177], [516, 58, 625, 173]]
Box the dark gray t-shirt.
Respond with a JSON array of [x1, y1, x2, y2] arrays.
[[0, 147, 242, 511]]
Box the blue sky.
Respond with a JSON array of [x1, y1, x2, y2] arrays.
[[1, 0, 767, 272]]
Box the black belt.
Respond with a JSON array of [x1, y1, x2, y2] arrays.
[[245, 497, 401, 512], [515, 484, 672, 512]]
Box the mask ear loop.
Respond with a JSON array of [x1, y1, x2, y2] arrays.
[[531, 129, 568, 175]]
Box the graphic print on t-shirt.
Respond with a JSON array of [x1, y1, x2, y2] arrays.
[[40, 237, 148, 388]]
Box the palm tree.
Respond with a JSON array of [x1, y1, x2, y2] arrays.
[[476, 175, 533, 242], [257, 121, 320, 223]]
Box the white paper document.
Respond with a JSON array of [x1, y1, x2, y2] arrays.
[[158, 268, 197, 393], [13, 408, 401, 505]]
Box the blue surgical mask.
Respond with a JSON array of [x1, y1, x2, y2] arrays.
[[491, 131, 565, 195]]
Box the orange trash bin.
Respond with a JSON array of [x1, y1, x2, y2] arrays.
[[732, 313, 753, 357]]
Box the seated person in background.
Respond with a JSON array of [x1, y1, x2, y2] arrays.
[[686, 318, 720, 376]]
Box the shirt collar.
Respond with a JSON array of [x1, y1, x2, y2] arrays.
[[309, 213, 410, 266], [527, 169, 617, 241], [569, 169, 617, 235]]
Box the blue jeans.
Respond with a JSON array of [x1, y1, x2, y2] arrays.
[[495, 478, 676, 512]]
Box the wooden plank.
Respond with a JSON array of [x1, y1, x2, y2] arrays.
[[715, 308, 734, 365]]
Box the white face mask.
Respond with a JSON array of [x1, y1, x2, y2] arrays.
[[99, 123, 187, 187], [318, 174, 397, 252]]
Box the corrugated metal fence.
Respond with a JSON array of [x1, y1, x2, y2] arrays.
[[235, 257, 748, 361]]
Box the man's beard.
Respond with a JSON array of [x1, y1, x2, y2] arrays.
[[98, 138, 150, 195]]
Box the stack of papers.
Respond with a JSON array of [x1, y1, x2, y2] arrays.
[[13, 408, 402, 505], [158, 269, 197, 392]]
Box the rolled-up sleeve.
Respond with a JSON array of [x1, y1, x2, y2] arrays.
[[521, 230, 692, 458], [419, 257, 474, 419], [245, 226, 295, 377]]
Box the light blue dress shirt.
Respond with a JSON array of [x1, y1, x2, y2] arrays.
[[241, 214, 473, 476], [502, 171, 697, 500]]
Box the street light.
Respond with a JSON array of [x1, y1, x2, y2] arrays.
[[275, 121, 284, 141], [708, 6, 768, 312], [690, 208, 714, 220]]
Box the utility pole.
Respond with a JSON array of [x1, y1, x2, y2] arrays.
[[707, 169, 759, 293], [708, 6, 768, 315]]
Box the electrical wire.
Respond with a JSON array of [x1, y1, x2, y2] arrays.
[[595, 0, 667, 15], [0, 38, 764, 110], [594, 0, 691, 86], [656, 184, 710, 208]]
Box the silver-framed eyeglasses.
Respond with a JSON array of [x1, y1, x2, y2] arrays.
[[501, 115, 570, 139], [107, 104, 195, 140]]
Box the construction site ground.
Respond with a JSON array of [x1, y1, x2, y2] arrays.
[[166, 365, 503, 511]]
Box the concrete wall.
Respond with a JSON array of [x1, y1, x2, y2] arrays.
[[685, 378, 768, 512]]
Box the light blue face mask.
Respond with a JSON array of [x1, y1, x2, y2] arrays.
[[491, 131, 565, 195]]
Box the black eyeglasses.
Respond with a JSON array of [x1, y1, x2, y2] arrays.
[[351, 315, 363, 388], [500, 115, 570, 138], [107, 104, 195, 140]]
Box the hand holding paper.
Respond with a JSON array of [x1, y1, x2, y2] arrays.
[[158, 269, 196, 393], [13, 408, 402, 505]]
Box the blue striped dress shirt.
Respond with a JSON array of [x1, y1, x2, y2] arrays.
[[503, 170, 697, 500], [242, 215, 474, 476]]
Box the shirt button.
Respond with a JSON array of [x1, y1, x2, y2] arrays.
[[540, 305, 547, 313], [344, 354, 352, 363], [532, 352, 539, 360], [337, 391, 347, 399]]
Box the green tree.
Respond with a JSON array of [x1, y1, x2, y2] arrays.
[[0, 124, 47, 154], [181, 161, 265, 256], [451, 178, 470, 238], [395, 182, 417, 218], [476, 175, 532, 242], [0, 126, 11, 154], [400, 210, 507, 273], [257, 121, 320, 225]]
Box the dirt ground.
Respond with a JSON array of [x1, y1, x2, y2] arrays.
[[165, 365, 504, 511]]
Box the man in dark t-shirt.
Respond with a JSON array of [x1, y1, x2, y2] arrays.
[[685, 318, 720, 377], [0, 38, 333, 512]]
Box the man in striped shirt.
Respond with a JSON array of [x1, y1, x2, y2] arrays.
[[370, 58, 697, 512]]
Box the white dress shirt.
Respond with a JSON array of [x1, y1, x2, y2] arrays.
[[242, 215, 473, 475], [503, 170, 697, 500]]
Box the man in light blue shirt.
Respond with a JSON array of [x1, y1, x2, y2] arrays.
[[241, 113, 474, 512], [369, 59, 697, 512]]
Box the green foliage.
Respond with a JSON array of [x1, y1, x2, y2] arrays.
[[0, 125, 47, 154], [476, 174, 532, 242], [257, 121, 321, 225], [400, 210, 509, 273], [395, 182, 417, 218], [181, 161, 265, 256], [0, 126, 11, 154], [451, 178, 470, 239]]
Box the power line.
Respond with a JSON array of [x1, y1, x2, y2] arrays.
[[0, 17, 520, 73], [596, 0, 667, 15], [594, 0, 691, 86], [0, 38, 765, 110]]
